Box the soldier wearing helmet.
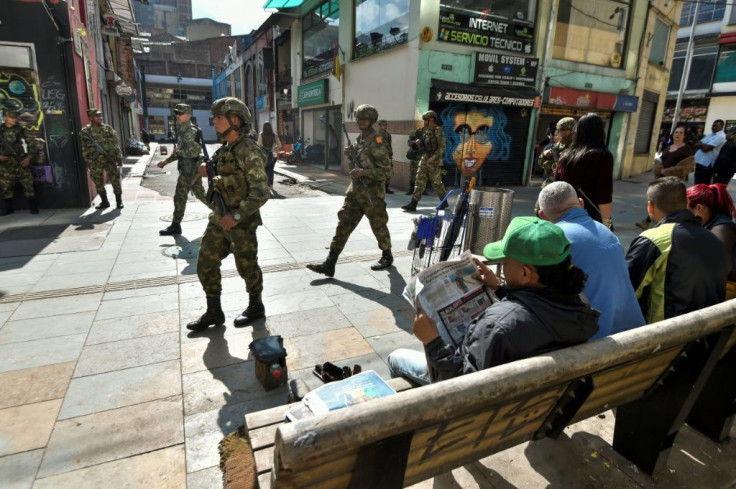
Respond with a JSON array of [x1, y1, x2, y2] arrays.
[[187, 97, 270, 331], [537, 117, 575, 187], [79, 108, 124, 210], [377, 119, 394, 194], [0, 108, 43, 215], [158, 103, 208, 236], [402, 110, 448, 211], [307, 103, 394, 277]]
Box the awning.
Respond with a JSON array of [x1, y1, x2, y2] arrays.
[[718, 32, 736, 44], [431, 79, 540, 108], [263, 0, 305, 8], [546, 87, 639, 113], [106, 0, 139, 36]]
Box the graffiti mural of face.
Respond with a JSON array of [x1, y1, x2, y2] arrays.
[[453, 110, 493, 177]]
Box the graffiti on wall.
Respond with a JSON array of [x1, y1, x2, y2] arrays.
[[0, 69, 43, 131], [41, 76, 66, 115], [439, 104, 513, 178]]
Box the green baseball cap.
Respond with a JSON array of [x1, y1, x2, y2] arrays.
[[483, 216, 571, 266], [173, 104, 191, 114]]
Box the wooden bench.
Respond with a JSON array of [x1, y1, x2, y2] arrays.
[[244, 300, 736, 488]]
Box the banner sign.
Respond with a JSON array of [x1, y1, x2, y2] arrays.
[[547, 87, 639, 113], [297, 79, 328, 107], [438, 6, 534, 54], [432, 83, 539, 108], [473, 52, 538, 88]]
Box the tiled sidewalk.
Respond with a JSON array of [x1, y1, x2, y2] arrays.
[[0, 151, 734, 488]]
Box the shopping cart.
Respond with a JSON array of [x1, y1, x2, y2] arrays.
[[408, 179, 475, 276]]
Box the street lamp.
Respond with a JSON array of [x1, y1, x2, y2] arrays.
[[177, 73, 182, 102]]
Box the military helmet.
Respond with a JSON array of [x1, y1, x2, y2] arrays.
[[211, 97, 251, 124], [87, 108, 102, 117], [3, 109, 19, 118], [556, 117, 575, 131], [378, 119, 388, 125], [422, 110, 438, 121], [354, 104, 378, 121], [173, 104, 192, 115]]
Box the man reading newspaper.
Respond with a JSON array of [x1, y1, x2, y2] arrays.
[[388, 216, 599, 383]]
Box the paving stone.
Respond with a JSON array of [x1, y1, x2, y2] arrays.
[[0, 361, 75, 409], [0, 399, 61, 456], [28, 272, 108, 293], [265, 306, 350, 338], [261, 288, 333, 316], [75, 332, 180, 377], [0, 311, 95, 345], [283, 326, 373, 371], [38, 397, 184, 479], [32, 445, 186, 489], [364, 329, 422, 361], [95, 291, 178, 321], [0, 334, 86, 373], [86, 310, 179, 345], [60, 360, 181, 419], [102, 283, 177, 301], [9, 293, 102, 321], [0, 448, 44, 489], [305, 273, 391, 298], [345, 303, 414, 338], [186, 466, 223, 489], [181, 330, 255, 375]]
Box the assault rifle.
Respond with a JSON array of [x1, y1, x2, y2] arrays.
[[82, 131, 119, 167], [341, 122, 373, 207], [0, 139, 19, 160], [204, 148, 229, 221]]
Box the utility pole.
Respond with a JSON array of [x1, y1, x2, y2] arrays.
[[670, 1, 701, 135]]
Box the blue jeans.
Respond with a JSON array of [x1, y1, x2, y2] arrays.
[[387, 348, 430, 386]]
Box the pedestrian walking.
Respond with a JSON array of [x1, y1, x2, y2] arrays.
[[0, 109, 42, 215], [693, 119, 726, 185], [405, 124, 425, 195], [187, 97, 270, 331], [158, 104, 208, 236], [537, 117, 574, 187], [377, 119, 394, 194], [80, 108, 124, 210], [402, 110, 448, 211], [307, 104, 393, 277], [257, 122, 281, 191]]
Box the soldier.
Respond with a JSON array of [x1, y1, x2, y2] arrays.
[[187, 97, 269, 331], [0, 109, 41, 215], [158, 104, 208, 235], [80, 108, 124, 210], [402, 110, 448, 211], [538, 117, 574, 187], [377, 119, 394, 194], [307, 104, 393, 277], [405, 123, 425, 195]]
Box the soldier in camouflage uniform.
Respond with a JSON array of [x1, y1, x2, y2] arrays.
[[538, 117, 574, 187], [0, 109, 41, 215], [158, 104, 208, 235], [307, 104, 393, 277], [405, 123, 425, 195], [187, 97, 270, 331], [80, 108, 123, 210], [402, 111, 448, 211], [377, 119, 394, 194]]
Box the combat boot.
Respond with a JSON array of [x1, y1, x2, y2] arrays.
[[405, 182, 415, 195], [115, 193, 124, 209], [1, 198, 13, 216], [371, 249, 393, 271], [28, 198, 39, 215], [160, 222, 182, 236], [186, 296, 226, 331], [95, 195, 110, 210], [233, 293, 266, 326], [401, 199, 418, 212], [307, 252, 339, 277]]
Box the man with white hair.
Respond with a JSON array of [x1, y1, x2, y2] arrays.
[[538, 181, 645, 338]]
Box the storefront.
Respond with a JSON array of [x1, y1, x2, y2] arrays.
[[429, 79, 540, 187], [296, 78, 341, 167]]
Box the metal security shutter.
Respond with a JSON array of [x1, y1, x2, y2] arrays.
[[634, 90, 659, 154], [432, 104, 530, 188]]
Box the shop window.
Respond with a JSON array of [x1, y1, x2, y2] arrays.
[[680, 0, 725, 27], [667, 44, 718, 92], [554, 0, 630, 68], [148, 115, 165, 136], [648, 17, 669, 66], [302, 0, 339, 78], [714, 44, 736, 84], [354, 0, 409, 60]]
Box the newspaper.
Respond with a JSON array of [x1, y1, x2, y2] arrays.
[[403, 250, 496, 347]]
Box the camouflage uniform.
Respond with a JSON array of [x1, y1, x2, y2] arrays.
[[537, 140, 570, 187], [328, 127, 392, 256], [412, 125, 447, 202], [80, 120, 122, 201], [0, 123, 38, 199], [165, 120, 207, 222], [197, 133, 269, 297], [407, 128, 424, 191]]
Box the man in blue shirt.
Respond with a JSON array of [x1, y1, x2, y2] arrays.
[[694, 119, 726, 185], [538, 182, 646, 338]]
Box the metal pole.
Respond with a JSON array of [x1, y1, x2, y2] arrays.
[[670, 1, 701, 135]]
